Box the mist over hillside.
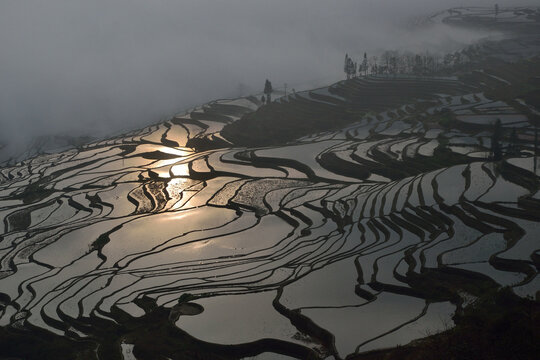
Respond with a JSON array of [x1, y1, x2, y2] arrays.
[[0, 0, 521, 159], [1, 2, 539, 359]]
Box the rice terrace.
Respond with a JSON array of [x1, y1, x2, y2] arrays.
[[0, 4, 539, 360]]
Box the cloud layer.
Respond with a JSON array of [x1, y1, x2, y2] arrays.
[[0, 0, 524, 155]]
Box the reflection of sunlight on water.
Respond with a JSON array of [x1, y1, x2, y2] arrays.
[[137, 144, 193, 157], [152, 158, 190, 168], [139, 144, 193, 179], [143, 145, 194, 170], [150, 166, 172, 178], [166, 178, 193, 202], [148, 163, 190, 179], [171, 163, 190, 177], [160, 208, 189, 221], [189, 240, 211, 250], [156, 146, 193, 157]]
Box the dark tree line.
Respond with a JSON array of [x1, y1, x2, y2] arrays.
[[342, 45, 483, 79]]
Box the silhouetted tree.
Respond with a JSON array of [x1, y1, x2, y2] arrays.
[[361, 52, 368, 76], [491, 119, 503, 161], [369, 56, 378, 75], [413, 54, 424, 75], [428, 54, 436, 72], [389, 53, 398, 75], [344, 54, 353, 79], [264, 79, 273, 103], [443, 53, 454, 68], [399, 52, 414, 74], [261, 95, 266, 104], [507, 128, 519, 156], [343, 54, 357, 79], [349, 58, 355, 79], [344, 54, 350, 78], [454, 51, 462, 66], [381, 51, 392, 74]]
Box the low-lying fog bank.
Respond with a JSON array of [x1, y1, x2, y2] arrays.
[[0, 0, 525, 160]]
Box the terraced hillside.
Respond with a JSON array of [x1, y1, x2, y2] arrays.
[[1, 6, 540, 360]]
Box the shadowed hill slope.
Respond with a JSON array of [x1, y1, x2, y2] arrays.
[[221, 76, 470, 147]]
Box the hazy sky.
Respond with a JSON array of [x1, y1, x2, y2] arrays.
[[0, 0, 527, 155]]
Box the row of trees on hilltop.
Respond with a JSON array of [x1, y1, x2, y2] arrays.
[[343, 45, 484, 78], [344, 53, 368, 79]]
